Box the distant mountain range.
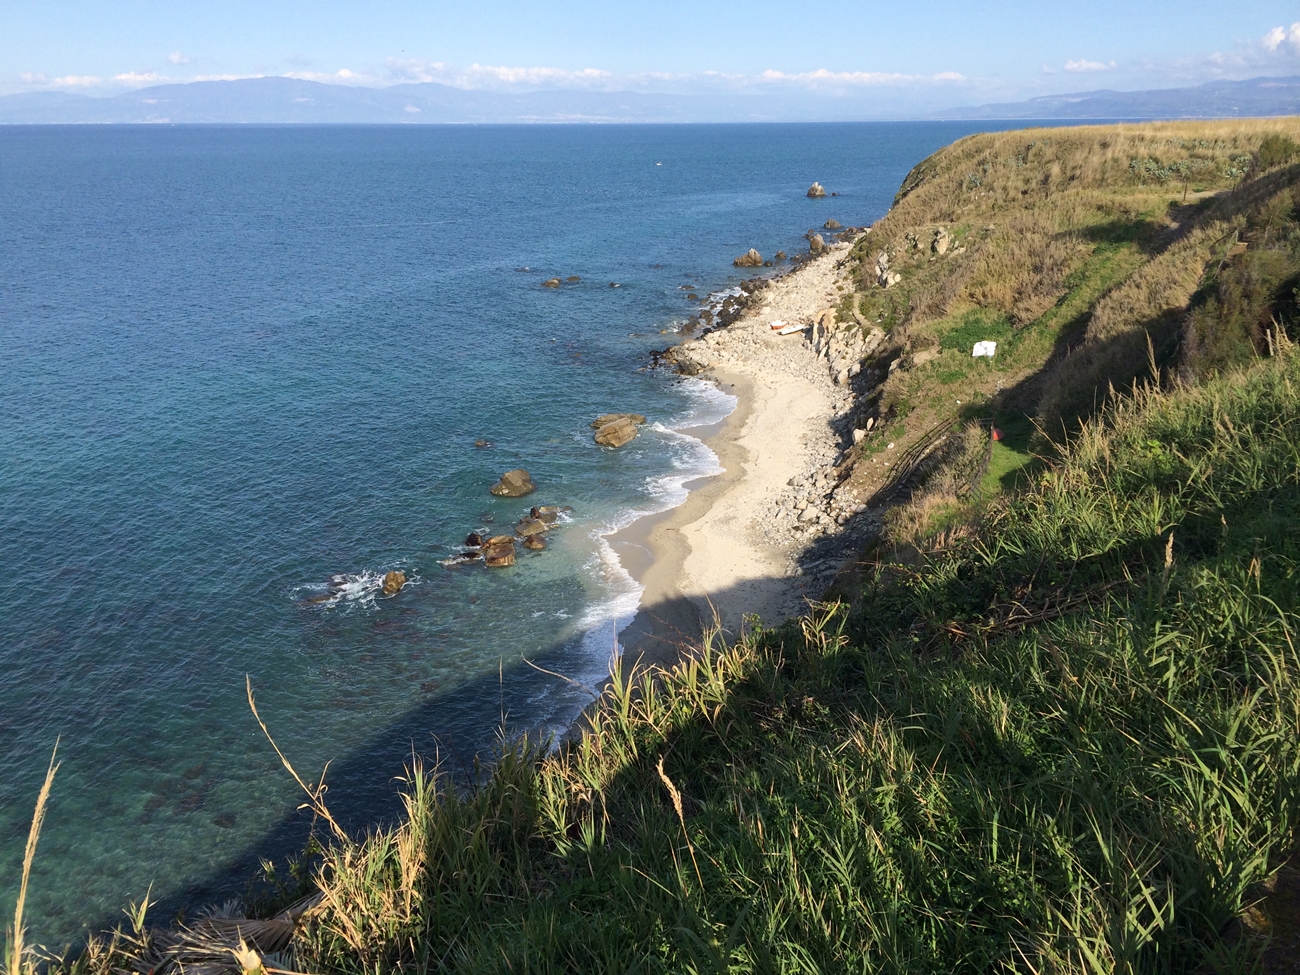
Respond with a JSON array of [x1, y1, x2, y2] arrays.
[[1, 74, 1298, 125], [939, 75, 1300, 119]]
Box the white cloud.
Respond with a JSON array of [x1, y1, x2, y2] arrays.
[[52, 75, 102, 87], [114, 72, 166, 85], [759, 68, 964, 86], [284, 67, 377, 85], [387, 58, 614, 89], [1064, 59, 1116, 73], [404, 104, 420, 113], [18, 71, 48, 84], [168, 51, 191, 65], [1262, 23, 1300, 52]]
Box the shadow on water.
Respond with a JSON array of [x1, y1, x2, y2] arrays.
[[72, 621, 622, 936]]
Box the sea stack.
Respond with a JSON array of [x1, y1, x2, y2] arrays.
[[807, 182, 827, 198]]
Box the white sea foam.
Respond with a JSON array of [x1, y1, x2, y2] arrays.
[[292, 562, 420, 611], [571, 377, 736, 683]]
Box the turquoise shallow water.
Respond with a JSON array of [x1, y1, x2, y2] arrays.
[[0, 121, 1019, 941]]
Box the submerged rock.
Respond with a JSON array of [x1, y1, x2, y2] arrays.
[[542, 278, 561, 288], [490, 469, 536, 497], [733, 248, 763, 268], [824, 219, 842, 230], [566, 275, 581, 283], [381, 570, 407, 596], [591, 413, 646, 428], [807, 182, 827, 198], [522, 534, 546, 551], [515, 517, 548, 537]]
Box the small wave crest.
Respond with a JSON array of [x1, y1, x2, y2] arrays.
[[573, 380, 735, 679], [292, 565, 419, 611]]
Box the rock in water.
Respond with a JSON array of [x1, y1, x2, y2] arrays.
[[531, 505, 563, 523], [566, 275, 581, 283], [594, 416, 640, 448], [808, 233, 826, 254], [824, 219, 842, 229], [381, 570, 407, 596], [733, 248, 763, 268], [464, 532, 485, 547], [807, 182, 827, 198], [590, 413, 647, 428], [542, 278, 561, 288], [522, 534, 546, 551], [490, 469, 536, 497], [515, 517, 547, 537], [483, 536, 516, 567]]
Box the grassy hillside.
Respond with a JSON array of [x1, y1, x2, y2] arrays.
[[10, 121, 1300, 975], [833, 120, 1300, 545]]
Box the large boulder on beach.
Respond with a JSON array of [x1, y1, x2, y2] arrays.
[[807, 233, 826, 254], [594, 415, 641, 448], [490, 469, 536, 497], [381, 570, 406, 596], [807, 182, 827, 198], [733, 248, 763, 268]]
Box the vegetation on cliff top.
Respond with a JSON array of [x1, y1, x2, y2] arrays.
[[9, 120, 1300, 974]]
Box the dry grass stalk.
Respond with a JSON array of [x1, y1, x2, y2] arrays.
[[6, 742, 59, 975]]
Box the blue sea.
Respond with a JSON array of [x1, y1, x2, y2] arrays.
[[0, 120, 1024, 942]]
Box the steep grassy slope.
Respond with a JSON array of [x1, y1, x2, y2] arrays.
[[831, 121, 1300, 544]]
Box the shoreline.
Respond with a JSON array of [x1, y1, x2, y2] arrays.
[[605, 237, 880, 676]]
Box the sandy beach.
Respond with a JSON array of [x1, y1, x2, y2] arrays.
[[611, 238, 882, 669]]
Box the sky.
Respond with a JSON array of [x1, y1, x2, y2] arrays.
[[4, 1, 1300, 109]]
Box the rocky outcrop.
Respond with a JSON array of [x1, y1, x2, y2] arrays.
[[591, 413, 646, 428], [824, 219, 842, 230], [875, 251, 901, 289], [490, 469, 536, 497], [522, 534, 545, 551], [807, 182, 827, 198], [733, 248, 763, 268], [483, 535, 516, 568], [515, 517, 547, 537], [932, 228, 951, 256], [807, 233, 826, 254], [381, 570, 406, 596], [593, 413, 645, 448], [542, 278, 560, 288]]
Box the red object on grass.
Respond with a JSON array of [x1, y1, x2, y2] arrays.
[[991, 427, 1003, 441]]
